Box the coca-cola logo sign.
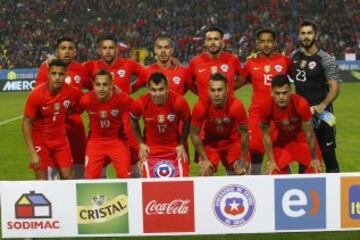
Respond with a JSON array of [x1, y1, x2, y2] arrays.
[[142, 181, 195, 233], [145, 199, 191, 215]]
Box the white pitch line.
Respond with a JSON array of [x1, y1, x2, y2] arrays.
[[0, 115, 22, 126]]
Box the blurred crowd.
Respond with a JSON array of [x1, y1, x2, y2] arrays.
[[0, 0, 358, 69]]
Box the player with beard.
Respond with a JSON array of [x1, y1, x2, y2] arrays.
[[290, 20, 340, 173], [130, 73, 191, 178], [259, 75, 322, 174], [243, 29, 292, 175], [84, 35, 144, 178], [35, 37, 89, 179], [189, 27, 246, 103]]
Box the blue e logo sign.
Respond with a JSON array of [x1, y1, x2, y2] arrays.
[[275, 178, 326, 230]]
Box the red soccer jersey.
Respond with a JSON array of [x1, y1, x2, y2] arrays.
[[130, 91, 190, 148], [259, 94, 312, 137], [191, 96, 248, 145], [36, 60, 90, 89], [133, 64, 193, 95], [79, 91, 133, 141], [84, 58, 144, 94], [244, 53, 291, 113], [24, 83, 82, 141], [189, 52, 245, 102]]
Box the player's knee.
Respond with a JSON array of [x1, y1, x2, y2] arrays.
[[60, 168, 73, 179], [199, 165, 214, 176]]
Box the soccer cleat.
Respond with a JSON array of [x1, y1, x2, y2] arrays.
[[318, 111, 336, 127]]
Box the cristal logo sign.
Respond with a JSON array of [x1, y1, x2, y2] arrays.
[[145, 199, 191, 215]]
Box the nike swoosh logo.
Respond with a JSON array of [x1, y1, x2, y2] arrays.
[[88, 111, 96, 115], [42, 106, 49, 110], [145, 118, 153, 121], [253, 67, 260, 70], [326, 142, 334, 146], [198, 69, 206, 73]]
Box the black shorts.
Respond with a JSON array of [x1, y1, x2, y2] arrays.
[[314, 121, 336, 152]]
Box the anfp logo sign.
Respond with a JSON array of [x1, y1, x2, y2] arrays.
[[275, 178, 326, 230]]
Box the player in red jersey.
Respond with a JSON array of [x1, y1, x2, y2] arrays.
[[243, 29, 292, 175], [79, 70, 132, 179], [130, 72, 191, 178], [133, 35, 194, 95], [259, 75, 322, 174], [22, 59, 82, 180], [84, 35, 144, 178], [190, 73, 250, 176], [188, 27, 246, 102], [35, 37, 89, 179]]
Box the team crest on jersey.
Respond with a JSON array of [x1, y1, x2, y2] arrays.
[[63, 100, 70, 109], [290, 117, 300, 123], [275, 65, 283, 72], [100, 111, 107, 119], [223, 117, 231, 124], [281, 119, 290, 126], [65, 76, 71, 84], [173, 76, 181, 85], [74, 75, 81, 84], [153, 160, 176, 178], [308, 61, 317, 70], [210, 66, 218, 74], [111, 109, 119, 117], [117, 69, 126, 78], [220, 64, 229, 72], [300, 60, 307, 69], [157, 114, 165, 124], [213, 184, 256, 227], [263, 65, 271, 73], [167, 114, 176, 122], [53, 103, 60, 112]]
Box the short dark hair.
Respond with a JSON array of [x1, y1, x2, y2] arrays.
[[154, 35, 173, 46], [55, 37, 75, 49], [256, 28, 276, 40], [205, 27, 224, 38], [271, 74, 291, 88], [98, 34, 117, 46], [299, 20, 318, 33], [94, 69, 112, 82], [48, 59, 67, 69], [148, 72, 168, 86], [210, 73, 227, 84]]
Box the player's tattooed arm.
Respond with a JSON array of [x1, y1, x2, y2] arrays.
[[303, 120, 322, 172], [237, 124, 249, 161], [190, 125, 208, 161], [22, 117, 40, 169], [130, 116, 150, 161], [259, 122, 278, 173]]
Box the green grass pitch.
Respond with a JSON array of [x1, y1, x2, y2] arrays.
[[0, 83, 359, 239]]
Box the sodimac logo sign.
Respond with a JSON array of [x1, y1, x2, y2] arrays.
[[7, 191, 60, 230], [142, 181, 195, 233]]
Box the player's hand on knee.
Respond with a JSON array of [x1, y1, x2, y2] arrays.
[[266, 161, 279, 174], [176, 144, 188, 163], [30, 152, 40, 169], [138, 143, 150, 162], [310, 158, 323, 173], [233, 160, 249, 175], [199, 159, 214, 176]]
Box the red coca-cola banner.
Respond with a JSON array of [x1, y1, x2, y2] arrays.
[[142, 181, 195, 233]]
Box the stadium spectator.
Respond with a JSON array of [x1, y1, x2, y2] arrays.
[[190, 73, 250, 176], [290, 20, 340, 173], [130, 72, 191, 178], [259, 74, 322, 174], [0, 0, 357, 69]]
